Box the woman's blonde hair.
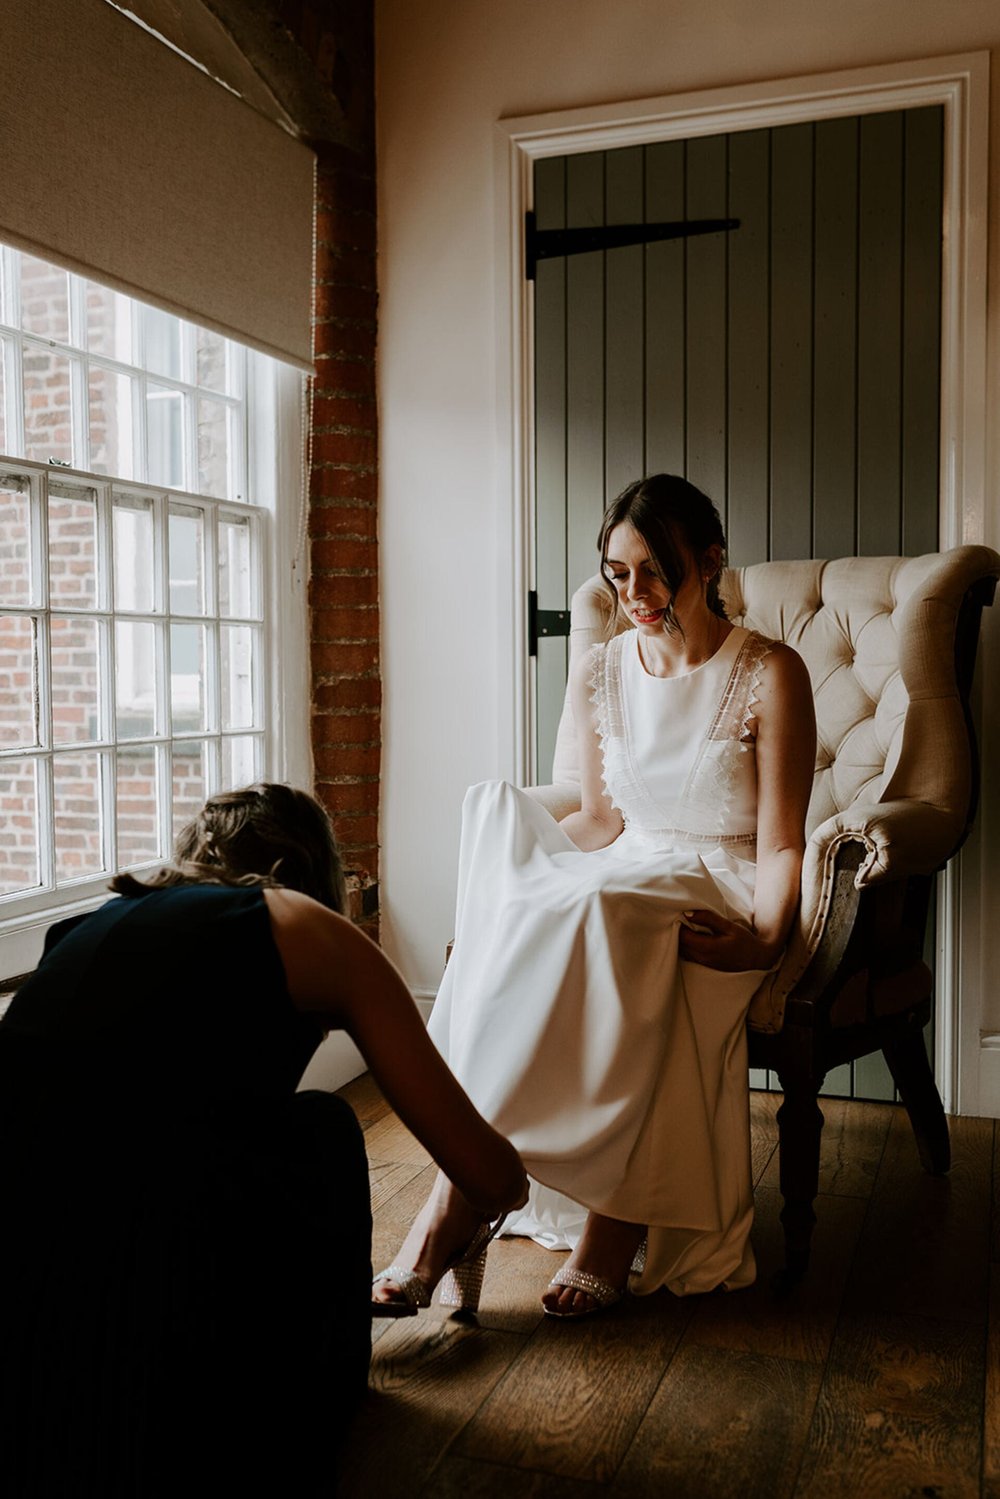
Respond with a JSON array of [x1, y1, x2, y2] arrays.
[[110, 783, 347, 913]]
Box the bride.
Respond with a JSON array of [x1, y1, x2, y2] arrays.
[[374, 473, 815, 1318]]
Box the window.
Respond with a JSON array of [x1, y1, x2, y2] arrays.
[[0, 245, 306, 965]]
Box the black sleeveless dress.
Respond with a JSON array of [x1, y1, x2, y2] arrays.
[[0, 885, 371, 1497]]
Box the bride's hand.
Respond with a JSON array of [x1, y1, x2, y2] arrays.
[[678, 909, 776, 972]]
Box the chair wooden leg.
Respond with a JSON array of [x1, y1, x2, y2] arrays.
[[881, 1023, 950, 1175], [774, 1073, 825, 1279]]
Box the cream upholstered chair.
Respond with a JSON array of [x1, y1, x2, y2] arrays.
[[526, 546, 1000, 1276]]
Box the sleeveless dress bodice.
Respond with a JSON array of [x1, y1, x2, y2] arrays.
[[429, 623, 780, 1298], [594, 624, 768, 851]]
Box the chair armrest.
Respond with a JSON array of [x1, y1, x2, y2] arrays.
[[807, 798, 963, 889], [748, 797, 958, 1033]]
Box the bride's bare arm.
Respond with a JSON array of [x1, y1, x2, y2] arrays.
[[558, 647, 624, 852], [680, 643, 815, 971], [264, 889, 528, 1220]]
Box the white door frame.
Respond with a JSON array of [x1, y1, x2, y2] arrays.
[[493, 51, 990, 1115]]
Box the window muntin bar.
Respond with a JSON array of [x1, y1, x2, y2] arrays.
[[0, 239, 272, 923]]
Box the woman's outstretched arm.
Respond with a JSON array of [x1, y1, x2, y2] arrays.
[[264, 888, 528, 1220], [558, 647, 624, 851]]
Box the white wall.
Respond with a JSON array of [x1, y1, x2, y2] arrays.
[[375, 0, 1000, 1104]]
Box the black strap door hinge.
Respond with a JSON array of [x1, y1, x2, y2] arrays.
[[525, 211, 740, 281], [527, 590, 570, 657]]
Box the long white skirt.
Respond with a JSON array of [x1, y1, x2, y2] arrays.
[[428, 781, 767, 1297]]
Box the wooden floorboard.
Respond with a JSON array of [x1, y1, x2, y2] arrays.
[[684, 1185, 866, 1364], [339, 1317, 527, 1499], [792, 1312, 984, 1499], [813, 1096, 893, 1198], [454, 1294, 692, 1483], [840, 1110, 993, 1326], [609, 1345, 824, 1499], [984, 1265, 1000, 1499], [422, 1455, 606, 1497], [749, 1089, 780, 1184], [337, 1077, 999, 1498]]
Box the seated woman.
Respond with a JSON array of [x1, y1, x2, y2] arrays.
[[0, 783, 527, 1497], [374, 474, 815, 1319]]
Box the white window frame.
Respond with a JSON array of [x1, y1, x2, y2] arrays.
[[493, 53, 990, 1115], [0, 270, 310, 981]]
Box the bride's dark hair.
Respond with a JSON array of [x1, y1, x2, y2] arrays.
[[110, 782, 347, 913], [597, 473, 729, 635]]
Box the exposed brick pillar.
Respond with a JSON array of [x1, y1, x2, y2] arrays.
[[309, 138, 379, 934]]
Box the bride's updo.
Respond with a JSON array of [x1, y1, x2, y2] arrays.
[[597, 473, 729, 633]]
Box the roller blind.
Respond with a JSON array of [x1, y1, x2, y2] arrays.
[[0, 0, 315, 370]]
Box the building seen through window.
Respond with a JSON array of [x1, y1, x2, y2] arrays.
[[0, 245, 273, 914]]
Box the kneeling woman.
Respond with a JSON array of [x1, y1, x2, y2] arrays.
[[0, 784, 526, 1497]]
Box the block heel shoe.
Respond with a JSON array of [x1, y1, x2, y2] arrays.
[[372, 1213, 507, 1319]]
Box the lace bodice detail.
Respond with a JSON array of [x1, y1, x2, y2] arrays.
[[589, 626, 771, 851]]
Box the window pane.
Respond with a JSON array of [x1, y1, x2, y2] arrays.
[[197, 398, 230, 498], [170, 623, 205, 732], [146, 384, 184, 489], [0, 479, 33, 606], [116, 745, 161, 867], [220, 734, 258, 792], [172, 741, 207, 842], [51, 616, 101, 745], [219, 513, 253, 618], [168, 505, 205, 614], [220, 625, 254, 730], [143, 306, 182, 380], [0, 757, 40, 894], [85, 282, 134, 361], [48, 488, 98, 608], [20, 254, 70, 344], [0, 615, 38, 748], [53, 750, 105, 882], [0, 339, 8, 455], [196, 327, 229, 393], [23, 348, 76, 466], [89, 367, 135, 479], [113, 494, 156, 612], [115, 620, 158, 739]]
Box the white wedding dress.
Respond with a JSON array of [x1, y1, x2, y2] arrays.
[[428, 625, 772, 1296]]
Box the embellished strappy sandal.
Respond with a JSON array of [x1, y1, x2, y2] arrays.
[[370, 1264, 433, 1318], [542, 1234, 646, 1319], [542, 1266, 626, 1319], [372, 1214, 507, 1319]]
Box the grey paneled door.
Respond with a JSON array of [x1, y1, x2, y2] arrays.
[[532, 106, 943, 1101]]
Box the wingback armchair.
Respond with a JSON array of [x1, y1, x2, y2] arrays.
[[526, 546, 999, 1276]]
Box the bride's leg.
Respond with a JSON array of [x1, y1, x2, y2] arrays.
[[541, 1211, 646, 1315], [372, 1170, 484, 1308]]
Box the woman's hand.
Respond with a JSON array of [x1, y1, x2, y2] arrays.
[[678, 909, 778, 972]]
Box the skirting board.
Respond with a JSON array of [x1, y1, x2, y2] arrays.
[[977, 1036, 1000, 1117], [297, 990, 436, 1094]]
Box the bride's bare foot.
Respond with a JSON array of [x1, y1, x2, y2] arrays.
[[372, 1172, 484, 1312], [541, 1212, 646, 1317]]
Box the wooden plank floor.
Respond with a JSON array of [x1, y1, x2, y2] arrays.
[[335, 1076, 1000, 1498]]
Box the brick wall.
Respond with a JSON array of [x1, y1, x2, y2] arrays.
[[268, 0, 381, 931], [298, 3, 379, 934]]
